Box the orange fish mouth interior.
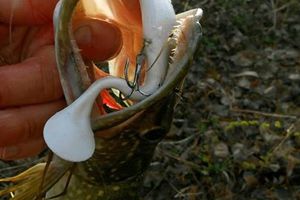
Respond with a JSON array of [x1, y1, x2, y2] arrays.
[[73, 0, 144, 114], [94, 65, 130, 113], [71, 1, 201, 116]]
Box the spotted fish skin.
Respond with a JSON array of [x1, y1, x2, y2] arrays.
[[52, 175, 143, 200], [48, 94, 176, 200]]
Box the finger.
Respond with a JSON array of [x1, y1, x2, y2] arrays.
[[73, 16, 123, 62], [0, 23, 122, 107], [0, 45, 63, 107], [102, 0, 143, 74], [0, 100, 65, 147], [0, 0, 59, 25], [0, 138, 45, 160]]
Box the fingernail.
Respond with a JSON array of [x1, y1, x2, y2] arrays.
[[74, 25, 92, 45], [1, 146, 19, 159]]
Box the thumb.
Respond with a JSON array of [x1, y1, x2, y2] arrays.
[[73, 18, 123, 62], [0, 0, 123, 62], [72, 0, 123, 62]]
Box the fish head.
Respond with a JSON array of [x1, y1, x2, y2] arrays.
[[46, 0, 202, 168]]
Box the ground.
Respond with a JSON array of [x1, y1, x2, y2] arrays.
[[1, 0, 300, 200], [142, 0, 300, 199]]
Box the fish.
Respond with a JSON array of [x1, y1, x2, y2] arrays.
[[0, 0, 202, 199]]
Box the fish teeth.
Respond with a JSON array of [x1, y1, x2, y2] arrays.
[[167, 8, 203, 75]]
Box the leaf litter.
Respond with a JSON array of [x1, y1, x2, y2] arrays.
[[143, 0, 300, 199]]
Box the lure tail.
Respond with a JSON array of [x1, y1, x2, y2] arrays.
[[0, 160, 72, 200]]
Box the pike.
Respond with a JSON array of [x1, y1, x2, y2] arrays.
[[0, 0, 202, 199]]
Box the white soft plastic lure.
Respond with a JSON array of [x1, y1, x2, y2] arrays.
[[44, 0, 176, 162]]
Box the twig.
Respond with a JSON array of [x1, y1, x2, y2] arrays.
[[270, 0, 277, 30], [0, 159, 42, 175], [269, 0, 296, 31], [157, 148, 201, 171], [183, 0, 191, 11], [174, 186, 202, 199], [230, 108, 298, 119], [273, 1, 296, 13], [161, 134, 198, 145], [271, 122, 297, 154]]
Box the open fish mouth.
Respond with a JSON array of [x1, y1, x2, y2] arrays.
[[43, 0, 203, 162], [0, 1, 203, 200]]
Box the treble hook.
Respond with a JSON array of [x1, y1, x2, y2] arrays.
[[120, 39, 160, 100], [120, 53, 146, 100]]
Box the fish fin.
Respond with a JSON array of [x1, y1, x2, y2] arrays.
[[0, 161, 72, 200]]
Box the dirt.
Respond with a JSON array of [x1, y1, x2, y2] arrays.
[[142, 0, 300, 199]]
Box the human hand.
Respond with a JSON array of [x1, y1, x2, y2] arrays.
[[0, 0, 123, 160]]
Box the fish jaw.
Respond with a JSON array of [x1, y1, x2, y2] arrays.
[[45, 0, 177, 161], [47, 0, 202, 164], [76, 8, 203, 184]]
